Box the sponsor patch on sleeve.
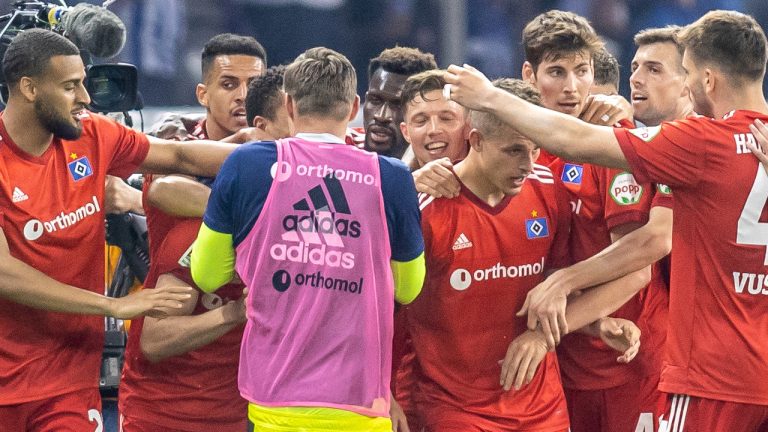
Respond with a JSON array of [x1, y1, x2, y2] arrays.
[[610, 172, 644, 205]]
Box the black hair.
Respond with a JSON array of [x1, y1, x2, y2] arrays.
[[367, 46, 437, 79], [246, 65, 285, 125], [2, 29, 80, 87], [201, 33, 267, 80]]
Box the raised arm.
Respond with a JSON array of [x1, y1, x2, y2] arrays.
[[139, 136, 238, 177], [444, 64, 629, 170]]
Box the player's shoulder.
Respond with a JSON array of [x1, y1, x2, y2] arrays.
[[377, 154, 412, 184], [526, 163, 556, 186]]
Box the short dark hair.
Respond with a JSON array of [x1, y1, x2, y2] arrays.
[[367, 46, 437, 79], [678, 10, 767, 83], [400, 69, 460, 116], [246, 65, 285, 126], [284, 47, 357, 121], [2, 29, 80, 88], [634, 25, 683, 54], [523, 10, 604, 72], [593, 47, 620, 89], [201, 33, 267, 80], [472, 78, 541, 138]]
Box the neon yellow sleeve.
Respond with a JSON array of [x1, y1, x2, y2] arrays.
[[190, 222, 236, 293], [391, 252, 425, 305]]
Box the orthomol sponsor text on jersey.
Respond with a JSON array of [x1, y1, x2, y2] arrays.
[[271, 269, 364, 294], [449, 257, 546, 291], [272, 161, 376, 186], [23, 195, 101, 241]]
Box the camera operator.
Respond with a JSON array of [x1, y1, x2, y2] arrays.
[[0, 29, 246, 430]]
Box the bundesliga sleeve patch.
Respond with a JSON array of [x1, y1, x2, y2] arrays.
[[561, 163, 583, 185], [610, 172, 644, 205], [657, 183, 672, 195], [627, 125, 662, 143], [68, 156, 93, 181]]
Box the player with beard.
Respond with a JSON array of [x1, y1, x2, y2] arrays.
[[518, 25, 692, 432], [0, 29, 244, 431], [118, 34, 268, 431], [445, 10, 768, 431], [361, 47, 437, 157]]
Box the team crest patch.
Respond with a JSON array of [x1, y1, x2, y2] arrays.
[[610, 172, 643, 205], [525, 217, 550, 239], [561, 163, 583, 185], [627, 126, 662, 143], [68, 156, 93, 181], [657, 183, 672, 195]]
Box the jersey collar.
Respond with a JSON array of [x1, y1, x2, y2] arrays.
[[295, 132, 345, 144]]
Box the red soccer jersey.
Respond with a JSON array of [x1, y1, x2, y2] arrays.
[[0, 112, 149, 403], [549, 155, 657, 390], [616, 109, 768, 404], [407, 163, 571, 430], [119, 218, 246, 431]]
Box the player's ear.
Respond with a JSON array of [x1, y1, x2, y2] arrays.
[[522, 61, 536, 84], [18, 77, 37, 102], [286, 94, 296, 121], [703, 68, 715, 95], [348, 95, 360, 122], [400, 121, 411, 144], [253, 116, 268, 131], [196, 83, 208, 108], [468, 128, 483, 152]]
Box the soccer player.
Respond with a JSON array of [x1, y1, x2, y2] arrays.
[[522, 25, 692, 432], [400, 69, 471, 168], [406, 78, 640, 432], [362, 46, 438, 157], [118, 33, 268, 431], [0, 29, 241, 431], [245, 65, 294, 139], [445, 10, 768, 431], [191, 47, 425, 431], [511, 12, 657, 432]]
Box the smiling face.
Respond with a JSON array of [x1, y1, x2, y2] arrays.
[[32, 55, 91, 140], [630, 42, 688, 125], [197, 54, 265, 140], [363, 68, 409, 157], [400, 89, 469, 167], [524, 50, 593, 117]]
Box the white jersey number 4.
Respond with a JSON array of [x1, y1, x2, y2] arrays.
[[737, 166, 768, 265]]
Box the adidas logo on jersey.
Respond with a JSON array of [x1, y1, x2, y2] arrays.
[[452, 233, 473, 250], [12, 187, 28, 203]]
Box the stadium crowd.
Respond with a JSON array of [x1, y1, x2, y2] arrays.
[[1, 6, 768, 432]]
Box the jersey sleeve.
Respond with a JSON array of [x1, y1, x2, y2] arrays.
[[378, 156, 425, 262], [203, 142, 276, 246], [91, 113, 150, 179], [613, 118, 709, 188], [597, 166, 651, 231], [652, 184, 674, 209]]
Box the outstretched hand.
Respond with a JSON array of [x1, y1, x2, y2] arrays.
[[598, 317, 641, 363], [109, 285, 194, 319]]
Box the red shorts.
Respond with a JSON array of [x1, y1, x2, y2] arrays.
[[0, 387, 103, 432], [419, 403, 569, 432], [660, 394, 768, 432], [565, 374, 666, 432], [120, 412, 246, 432]]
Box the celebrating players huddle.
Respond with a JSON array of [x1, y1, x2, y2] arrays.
[[1, 7, 768, 432]]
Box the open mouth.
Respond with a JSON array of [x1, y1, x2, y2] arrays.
[[232, 108, 247, 122], [368, 126, 393, 145], [425, 141, 448, 154], [631, 92, 648, 103]]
